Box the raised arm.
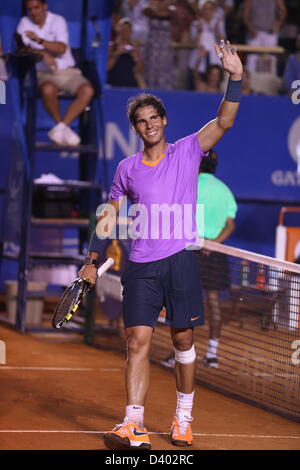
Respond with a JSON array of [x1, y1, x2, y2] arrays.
[[198, 40, 243, 153], [242, 0, 256, 37]]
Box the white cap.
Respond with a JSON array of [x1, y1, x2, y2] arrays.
[[198, 0, 216, 9]]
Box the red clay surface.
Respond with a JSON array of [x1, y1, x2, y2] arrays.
[[0, 325, 299, 450]]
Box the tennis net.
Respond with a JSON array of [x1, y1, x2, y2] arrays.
[[154, 240, 300, 422]]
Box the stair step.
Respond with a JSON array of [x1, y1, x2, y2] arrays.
[[33, 180, 102, 190], [35, 142, 98, 153], [29, 252, 85, 264], [31, 217, 90, 227]]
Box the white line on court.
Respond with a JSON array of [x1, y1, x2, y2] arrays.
[[0, 430, 299, 439], [0, 367, 121, 371]]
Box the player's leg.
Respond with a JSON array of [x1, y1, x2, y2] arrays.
[[170, 327, 196, 447], [202, 252, 229, 368], [103, 325, 153, 450], [125, 325, 153, 411], [103, 259, 163, 450], [171, 327, 195, 393], [165, 249, 204, 447], [204, 289, 222, 368]]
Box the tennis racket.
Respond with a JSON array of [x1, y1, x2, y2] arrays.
[[52, 257, 114, 329]]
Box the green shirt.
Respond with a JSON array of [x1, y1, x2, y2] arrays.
[[196, 173, 237, 239]]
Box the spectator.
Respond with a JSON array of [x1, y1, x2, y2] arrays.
[[188, 0, 223, 79], [242, 0, 287, 74], [283, 33, 300, 93], [0, 39, 8, 82], [110, 8, 123, 42], [17, 0, 94, 145], [143, 0, 176, 90], [121, 0, 150, 43], [107, 18, 146, 89], [194, 64, 223, 92], [172, 0, 196, 43], [216, 0, 234, 16], [279, 0, 300, 54], [213, 0, 234, 38], [17, 0, 94, 146], [171, 0, 196, 89]]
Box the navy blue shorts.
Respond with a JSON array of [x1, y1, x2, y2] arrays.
[[121, 249, 205, 329]]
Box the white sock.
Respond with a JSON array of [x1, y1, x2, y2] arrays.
[[207, 338, 219, 358], [175, 390, 194, 419], [126, 405, 144, 428]]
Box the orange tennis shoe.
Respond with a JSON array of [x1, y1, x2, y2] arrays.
[[170, 415, 193, 446], [103, 418, 151, 450]]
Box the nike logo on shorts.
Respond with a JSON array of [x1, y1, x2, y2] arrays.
[[190, 315, 201, 321]]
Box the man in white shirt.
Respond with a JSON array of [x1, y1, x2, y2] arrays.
[[17, 0, 95, 146]]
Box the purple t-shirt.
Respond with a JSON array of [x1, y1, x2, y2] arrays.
[[109, 132, 206, 262]]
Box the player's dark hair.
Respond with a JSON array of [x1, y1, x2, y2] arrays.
[[199, 149, 218, 174], [127, 93, 167, 126]]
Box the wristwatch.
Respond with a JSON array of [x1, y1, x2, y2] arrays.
[[37, 38, 44, 45], [84, 256, 99, 267]]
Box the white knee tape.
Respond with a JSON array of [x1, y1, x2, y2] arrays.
[[174, 345, 196, 364]]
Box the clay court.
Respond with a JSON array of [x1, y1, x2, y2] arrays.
[[0, 324, 299, 451]]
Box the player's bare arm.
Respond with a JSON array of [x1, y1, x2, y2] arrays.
[[198, 40, 243, 153], [78, 198, 124, 284], [272, 0, 287, 33]]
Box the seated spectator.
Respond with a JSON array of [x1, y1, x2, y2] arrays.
[[283, 33, 300, 94], [107, 18, 146, 89], [0, 41, 8, 82], [121, 0, 150, 43], [17, 0, 94, 146], [188, 0, 223, 78], [194, 64, 223, 92]]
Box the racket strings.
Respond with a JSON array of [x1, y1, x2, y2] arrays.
[[52, 279, 92, 328]]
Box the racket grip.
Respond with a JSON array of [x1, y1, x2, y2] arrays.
[[97, 257, 114, 277]]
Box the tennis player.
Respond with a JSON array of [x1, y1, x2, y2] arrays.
[[79, 40, 243, 450]]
